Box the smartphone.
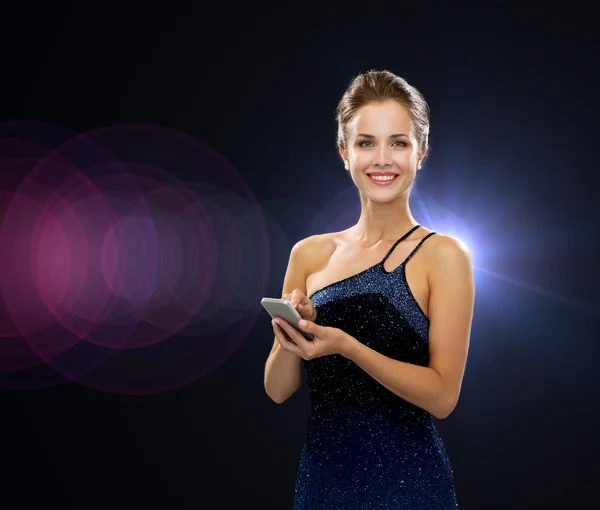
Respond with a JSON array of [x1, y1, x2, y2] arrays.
[[261, 297, 314, 341]]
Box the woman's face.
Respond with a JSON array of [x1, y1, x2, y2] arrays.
[[340, 100, 424, 199]]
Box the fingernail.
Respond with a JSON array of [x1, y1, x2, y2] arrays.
[[299, 320, 307, 327], [274, 318, 281, 325]]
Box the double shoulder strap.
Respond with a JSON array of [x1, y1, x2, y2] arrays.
[[381, 225, 436, 266]]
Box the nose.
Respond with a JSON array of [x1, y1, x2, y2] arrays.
[[373, 145, 392, 167]]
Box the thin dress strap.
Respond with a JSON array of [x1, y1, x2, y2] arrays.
[[380, 224, 421, 265], [403, 232, 437, 266]]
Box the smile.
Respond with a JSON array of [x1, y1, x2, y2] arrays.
[[367, 174, 398, 186]]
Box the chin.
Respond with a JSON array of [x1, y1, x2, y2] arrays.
[[363, 190, 405, 202]]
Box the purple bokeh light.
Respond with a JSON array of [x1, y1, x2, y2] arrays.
[[0, 121, 270, 394]]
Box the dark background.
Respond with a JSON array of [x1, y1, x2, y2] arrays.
[[1, 3, 599, 509]]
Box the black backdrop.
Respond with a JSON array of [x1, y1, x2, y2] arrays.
[[1, 3, 599, 509]]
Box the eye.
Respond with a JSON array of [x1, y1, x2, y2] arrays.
[[358, 140, 407, 147]]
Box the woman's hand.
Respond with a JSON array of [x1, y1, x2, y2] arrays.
[[283, 289, 317, 322], [272, 316, 350, 360]]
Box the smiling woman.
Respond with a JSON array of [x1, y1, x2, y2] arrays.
[[264, 69, 474, 509]]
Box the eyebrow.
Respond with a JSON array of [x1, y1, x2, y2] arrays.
[[357, 133, 408, 138]]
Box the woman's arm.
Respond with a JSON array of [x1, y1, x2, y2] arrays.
[[264, 237, 313, 403], [340, 236, 475, 419]]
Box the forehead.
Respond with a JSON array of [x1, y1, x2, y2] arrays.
[[349, 100, 414, 134]]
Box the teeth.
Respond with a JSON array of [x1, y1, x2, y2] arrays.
[[370, 175, 396, 181]]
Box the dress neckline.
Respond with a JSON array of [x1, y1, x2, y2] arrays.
[[308, 260, 402, 300], [307, 224, 421, 300]]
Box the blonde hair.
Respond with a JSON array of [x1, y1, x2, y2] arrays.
[[336, 70, 430, 158]]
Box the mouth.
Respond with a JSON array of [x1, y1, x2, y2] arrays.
[[366, 173, 399, 186]]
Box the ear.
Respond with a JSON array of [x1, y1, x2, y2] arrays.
[[339, 146, 349, 170]]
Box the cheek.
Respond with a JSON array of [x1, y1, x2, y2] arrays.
[[396, 152, 417, 167], [352, 153, 370, 167]]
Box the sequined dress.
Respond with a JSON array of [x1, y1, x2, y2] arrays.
[[293, 225, 458, 509]]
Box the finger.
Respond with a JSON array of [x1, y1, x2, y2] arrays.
[[273, 321, 304, 356], [276, 318, 313, 350], [285, 293, 300, 308], [299, 296, 315, 316], [273, 318, 294, 341], [292, 294, 302, 307], [298, 318, 320, 339], [291, 288, 305, 306], [273, 321, 294, 345], [274, 327, 294, 349]]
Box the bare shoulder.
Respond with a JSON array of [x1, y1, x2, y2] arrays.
[[427, 232, 471, 257], [292, 232, 334, 252], [291, 232, 337, 275], [425, 233, 473, 283]]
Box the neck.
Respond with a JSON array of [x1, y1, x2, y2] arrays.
[[350, 192, 417, 246]]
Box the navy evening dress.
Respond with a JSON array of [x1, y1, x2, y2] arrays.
[[293, 225, 458, 509]]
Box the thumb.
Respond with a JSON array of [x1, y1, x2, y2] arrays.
[[299, 319, 319, 332]]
